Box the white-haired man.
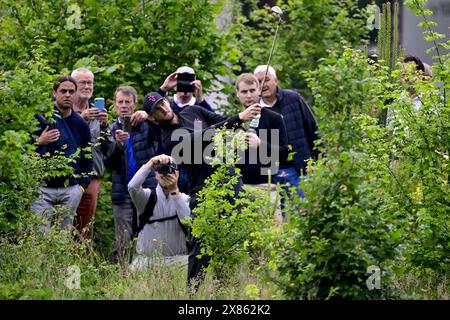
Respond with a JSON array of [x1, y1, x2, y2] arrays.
[[71, 67, 111, 239], [254, 65, 319, 201], [157, 66, 214, 112]]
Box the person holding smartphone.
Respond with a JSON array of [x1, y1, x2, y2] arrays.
[[157, 66, 214, 112], [104, 86, 164, 264], [71, 68, 112, 240]]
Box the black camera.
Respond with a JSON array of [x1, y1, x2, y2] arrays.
[[154, 162, 178, 175], [123, 115, 131, 133], [176, 72, 195, 93]]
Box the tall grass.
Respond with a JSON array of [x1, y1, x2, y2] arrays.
[[0, 213, 447, 300], [0, 214, 279, 300]]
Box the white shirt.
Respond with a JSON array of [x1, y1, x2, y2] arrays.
[[127, 166, 190, 257], [173, 95, 196, 108]]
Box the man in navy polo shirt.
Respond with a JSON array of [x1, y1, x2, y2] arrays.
[[32, 76, 93, 232]]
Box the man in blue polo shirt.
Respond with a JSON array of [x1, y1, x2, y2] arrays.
[[104, 86, 163, 264]]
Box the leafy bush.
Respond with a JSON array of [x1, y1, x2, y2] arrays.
[[187, 129, 267, 279], [395, 0, 450, 276], [0, 211, 280, 300], [0, 213, 114, 299]]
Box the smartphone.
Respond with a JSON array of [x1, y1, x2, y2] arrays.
[[176, 72, 195, 93], [94, 98, 105, 111], [123, 115, 131, 133]]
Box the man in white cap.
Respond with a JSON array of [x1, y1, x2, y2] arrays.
[[156, 66, 214, 112]]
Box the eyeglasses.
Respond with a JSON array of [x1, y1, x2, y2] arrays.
[[78, 80, 93, 86]]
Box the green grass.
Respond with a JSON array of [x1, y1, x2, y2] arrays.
[[0, 215, 447, 300], [0, 215, 281, 300], [392, 272, 449, 300]]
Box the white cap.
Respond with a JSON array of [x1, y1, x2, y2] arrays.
[[176, 66, 195, 74]]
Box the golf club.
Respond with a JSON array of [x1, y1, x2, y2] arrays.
[[259, 6, 283, 97], [248, 6, 283, 132]]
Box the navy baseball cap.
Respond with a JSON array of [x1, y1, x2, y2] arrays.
[[143, 92, 165, 114]]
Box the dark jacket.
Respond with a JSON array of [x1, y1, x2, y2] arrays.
[[35, 107, 93, 189], [274, 87, 318, 173], [104, 119, 163, 204]]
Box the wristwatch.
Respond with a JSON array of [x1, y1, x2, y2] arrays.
[[170, 191, 180, 196]]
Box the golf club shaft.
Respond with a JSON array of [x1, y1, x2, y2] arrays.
[[249, 8, 283, 132], [260, 17, 282, 97]]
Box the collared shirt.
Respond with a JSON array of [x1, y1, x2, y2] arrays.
[[173, 95, 196, 108]]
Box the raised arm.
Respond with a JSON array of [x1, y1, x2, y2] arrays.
[[128, 161, 154, 214]]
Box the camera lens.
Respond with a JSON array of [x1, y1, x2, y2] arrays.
[[160, 164, 170, 174], [156, 163, 171, 175]]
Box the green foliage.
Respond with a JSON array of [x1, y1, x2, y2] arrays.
[[376, 1, 402, 126], [386, 60, 450, 275], [405, 0, 448, 103], [0, 54, 75, 231], [187, 128, 266, 279], [266, 2, 450, 296], [0, 212, 279, 300], [92, 174, 115, 261], [0, 50, 94, 232], [230, 0, 369, 97], [377, 2, 401, 72], [0, 214, 113, 299], [0, 0, 235, 107], [0, 0, 448, 300], [376, 0, 450, 276], [270, 48, 402, 299]]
